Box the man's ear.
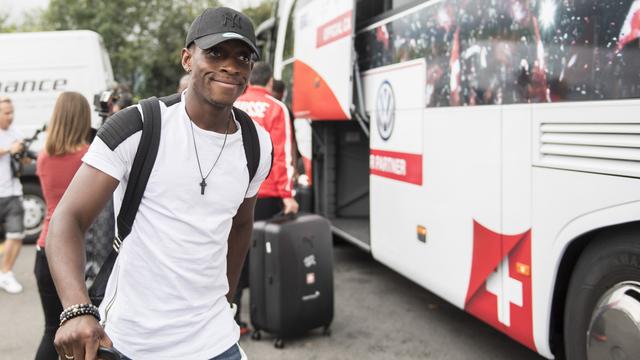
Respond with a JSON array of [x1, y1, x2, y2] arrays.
[[181, 47, 193, 72]]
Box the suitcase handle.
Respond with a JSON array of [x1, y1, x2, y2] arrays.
[[269, 211, 297, 223], [98, 346, 122, 360], [302, 290, 320, 301]]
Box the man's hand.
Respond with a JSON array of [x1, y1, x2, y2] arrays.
[[54, 316, 112, 360], [283, 197, 299, 215], [9, 140, 23, 155]]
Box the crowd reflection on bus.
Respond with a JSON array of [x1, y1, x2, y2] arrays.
[[356, 0, 640, 107]]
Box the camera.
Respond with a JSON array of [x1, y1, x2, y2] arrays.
[[94, 86, 133, 124], [94, 89, 119, 122], [10, 124, 46, 178]]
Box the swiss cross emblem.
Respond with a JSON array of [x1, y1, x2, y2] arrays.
[[464, 220, 536, 352], [223, 13, 241, 29]]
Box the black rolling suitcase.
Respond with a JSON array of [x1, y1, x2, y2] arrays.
[[249, 214, 334, 348]]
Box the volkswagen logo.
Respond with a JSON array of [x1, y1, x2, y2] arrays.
[[376, 80, 395, 141]]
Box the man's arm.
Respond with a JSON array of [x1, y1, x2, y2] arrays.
[[270, 105, 299, 214], [47, 164, 118, 305], [226, 195, 258, 303], [46, 164, 119, 359]]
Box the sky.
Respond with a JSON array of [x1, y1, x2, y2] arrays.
[[0, 0, 266, 24]]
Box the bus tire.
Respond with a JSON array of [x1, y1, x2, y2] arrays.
[[21, 181, 46, 244], [563, 226, 640, 360]]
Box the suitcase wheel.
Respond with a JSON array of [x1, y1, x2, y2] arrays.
[[251, 330, 262, 341], [274, 338, 285, 349], [322, 326, 331, 336]]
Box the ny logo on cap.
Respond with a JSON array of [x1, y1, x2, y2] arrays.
[[223, 13, 241, 29]]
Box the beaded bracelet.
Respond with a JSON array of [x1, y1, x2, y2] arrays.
[[59, 303, 101, 327]]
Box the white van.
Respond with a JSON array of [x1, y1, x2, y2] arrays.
[[0, 30, 114, 242]]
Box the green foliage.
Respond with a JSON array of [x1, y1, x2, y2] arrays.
[[243, 0, 275, 29], [42, 0, 215, 98], [241, 0, 282, 65], [0, 11, 17, 32], [9, 0, 282, 98], [17, 8, 50, 32], [283, 8, 295, 61]]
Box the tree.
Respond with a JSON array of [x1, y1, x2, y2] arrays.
[[241, 0, 282, 64], [243, 0, 275, 30], [42, 0, 215, 98], [0, 11, 17, 32], [17, 8, 49, 32]]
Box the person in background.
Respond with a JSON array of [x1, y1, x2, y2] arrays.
[[234, 63, 299, 334], [0, 96, 25, 294], [178, 73, 191, 93], [111, 90, 133, 113], [268, 79, 301, 182], [268, 79, 287, 103], [34, 92, 92, 360]]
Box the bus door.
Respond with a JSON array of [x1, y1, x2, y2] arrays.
[[289, 0, 373, 248], [357, 2, 503, 313]]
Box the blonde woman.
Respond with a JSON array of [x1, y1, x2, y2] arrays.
[[34, 91, 91, 360]]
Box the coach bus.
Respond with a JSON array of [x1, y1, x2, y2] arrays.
[[262, 0, 640, 359]]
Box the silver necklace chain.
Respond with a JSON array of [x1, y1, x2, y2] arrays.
[[189, 111, 232, 195]]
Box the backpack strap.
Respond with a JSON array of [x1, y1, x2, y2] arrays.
[[115, 97, 162, 245], [233, 107, 260, 183], [89, 97, 162, 303], [96, 106, 142, 151], [159, 93, 181, 107]]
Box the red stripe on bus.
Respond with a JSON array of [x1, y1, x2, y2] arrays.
[[316, 11, 353, 48], [369, 149, 422, 185]]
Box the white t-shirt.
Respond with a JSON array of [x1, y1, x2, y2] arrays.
[[0, 125, 23, 197], [83, 93, 272, 360]]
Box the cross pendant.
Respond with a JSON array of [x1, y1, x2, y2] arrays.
[[200, 179, 207, 195]]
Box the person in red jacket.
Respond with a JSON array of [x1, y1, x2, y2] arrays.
[[234, 62, 299, 334]]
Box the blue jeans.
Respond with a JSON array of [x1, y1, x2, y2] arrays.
[[120, 343, 242, 360], [211, 344, 242, 360]]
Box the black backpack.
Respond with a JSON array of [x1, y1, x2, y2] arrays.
[[88, 95, 261, 305]]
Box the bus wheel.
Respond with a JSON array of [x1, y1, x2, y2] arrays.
[[563, 229, 640, 360], [22, 182, 45, 244]]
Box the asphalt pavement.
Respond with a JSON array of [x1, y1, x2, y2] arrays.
[[1, 241, 546, 359]]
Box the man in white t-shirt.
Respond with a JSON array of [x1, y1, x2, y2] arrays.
[[0, 96, 26, 294], [46, 7, 271, 360]]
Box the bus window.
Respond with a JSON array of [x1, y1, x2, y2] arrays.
[[356, 0, 390, 28], [281, 60, 294, 106], [356, 0, 640, 107], [393, 0, 420, 9], [542, 1, 640, 102], [283, 7, 295, 62], [356, 0, 425, 29]]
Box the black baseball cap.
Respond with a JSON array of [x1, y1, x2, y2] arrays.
[[186, 7, 260, 59]]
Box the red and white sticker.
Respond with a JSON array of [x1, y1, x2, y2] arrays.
[[464, 221, 536, 352], [316, 11, 352, 48], [370, 149, 422, 185]]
